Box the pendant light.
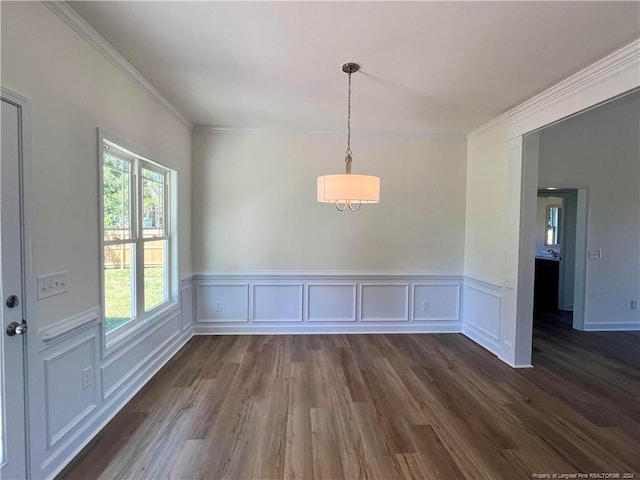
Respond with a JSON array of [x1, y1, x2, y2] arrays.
[[317, 63, 380, 211]]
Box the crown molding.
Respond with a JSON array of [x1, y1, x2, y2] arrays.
[[468, 39, 640, 139], [194, 125, 466, 140], [43, 1, 193, 130]]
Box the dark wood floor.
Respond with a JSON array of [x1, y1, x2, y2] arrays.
[[59, 326, 640, 479]]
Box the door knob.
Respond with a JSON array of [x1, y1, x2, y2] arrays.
[[6, 321, 27, 336]]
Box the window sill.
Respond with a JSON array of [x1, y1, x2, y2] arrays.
[[103, 301, 180, 358]]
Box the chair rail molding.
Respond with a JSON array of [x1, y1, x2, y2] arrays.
[[39, 307, 101, 349]]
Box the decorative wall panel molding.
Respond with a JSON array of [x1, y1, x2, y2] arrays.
[[462, 277, 503, 355], [412, 283, 460, 321], [196, 283, 249, 323], [43, 335, 97, 449], [35, 304, 191, 479], [180, 277, 194, 331], [360, 284, 409, 322], [252, 284, 304, 322], [101, 311, 181, 401], [307, 284, 357, 322], [193, 274, 463, 334]]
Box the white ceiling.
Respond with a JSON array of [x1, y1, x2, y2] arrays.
[[70, 1, 639, 135]]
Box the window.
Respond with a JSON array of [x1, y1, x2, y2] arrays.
[[545, 205, 561, 246], [101, 138, 173, 338]]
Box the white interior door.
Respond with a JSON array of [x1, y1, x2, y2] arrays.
[[1, 97, 28, 479]]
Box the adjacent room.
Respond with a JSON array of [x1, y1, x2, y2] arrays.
[[1, 1, 638, 479]]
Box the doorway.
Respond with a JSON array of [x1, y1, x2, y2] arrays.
[[533, 188, 587, 331], [518, 89, 639, 368], [1, 89, 31, 479]]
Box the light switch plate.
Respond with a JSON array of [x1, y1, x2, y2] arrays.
[[37, 271, 68, 300], [587, 249, 602, 260]]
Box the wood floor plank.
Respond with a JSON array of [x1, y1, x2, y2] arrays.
[[168, 439, 207, 480], [310, 408, 345, 480], [284, 362, 313, 480], [328, 385, 369, 479], [59, 327, 640, 480], [394, 453, 439, 480]]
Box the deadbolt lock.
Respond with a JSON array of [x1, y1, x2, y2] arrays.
[[6, 295, 19, 308]]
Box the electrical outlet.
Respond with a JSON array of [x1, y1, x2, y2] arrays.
[[82, 366, 93, 390], [37, 271, 69, 300], [215, 301, 223, 312], [421, 301, 430, 312], [631, 300, 638, 310]]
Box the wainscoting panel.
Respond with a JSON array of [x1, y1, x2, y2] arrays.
[[462, 277, 503, 355], [193, 274, 463, 334], [360, 284, 409, 322], [252, 283, 303, 322], [412, 283, 461, 321], [101, 311, 182, 401], [43, 335, 97, 449], [180, 277, 194, 330], [196, 283, 249, 323], [307, 284, 357, 322], [34, 303, 192, 480]]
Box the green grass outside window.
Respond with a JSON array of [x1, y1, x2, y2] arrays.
[[104, 268, 165, 333]]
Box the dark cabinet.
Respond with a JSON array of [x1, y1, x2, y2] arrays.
[[534, 258, 559, 312]]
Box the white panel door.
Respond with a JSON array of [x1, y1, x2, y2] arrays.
[[1, 97, 28, 479]]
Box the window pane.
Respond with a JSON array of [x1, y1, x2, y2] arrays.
[[144, 239, 167, 312], [103, 153, 131, 241], [104, 244, 135, 333], [142, 168, 165, 238]]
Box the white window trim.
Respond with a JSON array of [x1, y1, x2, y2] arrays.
[[98, 129, 177, 350]]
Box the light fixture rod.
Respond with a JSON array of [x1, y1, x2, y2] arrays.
[[343, 63, 359, 175]]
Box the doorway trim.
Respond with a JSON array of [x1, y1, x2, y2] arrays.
[[1, 86, 35, 479]]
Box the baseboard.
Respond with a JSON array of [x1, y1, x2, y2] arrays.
[[501, 361, 533, 369], [462, 325, 501, 356], [584, 322, 640, 331]]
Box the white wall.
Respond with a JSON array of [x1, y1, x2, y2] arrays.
[[1, 3, 193, 478], [192, 130, 467, 273], [462, 125, 514, 358], [2, 2, 192, 326], [538, 91, 640, 329], [191, 130, 467, 336], [463, 125, 509, 285]]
